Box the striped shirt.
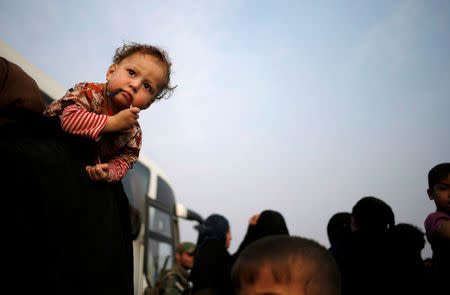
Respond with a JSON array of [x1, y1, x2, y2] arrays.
[[44, 82, 141, 182]]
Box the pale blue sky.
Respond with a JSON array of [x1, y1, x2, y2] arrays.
[[2, 0, 449, 258]]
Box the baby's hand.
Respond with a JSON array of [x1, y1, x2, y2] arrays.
[[86, 163, 110, 182], [104, 107, 140, 133]]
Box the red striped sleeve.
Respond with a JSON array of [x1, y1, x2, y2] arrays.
[[61, 105, 79, 132], [60, 105, 108, 141], [72, 110, 91, 133], [107, 157, 130, 182]]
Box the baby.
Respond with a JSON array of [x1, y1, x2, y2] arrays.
[[44, 42, 174, 182]]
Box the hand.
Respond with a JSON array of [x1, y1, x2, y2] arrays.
[[86, 163, 110, 182], [103, 107, 140, 133], [249, 214, 260, 225]]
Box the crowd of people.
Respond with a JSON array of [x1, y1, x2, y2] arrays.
[[150, 163, 449, 295]]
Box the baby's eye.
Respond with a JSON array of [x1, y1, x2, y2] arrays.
[[128, 70, 136, 76], [144, 83, 152, 92]]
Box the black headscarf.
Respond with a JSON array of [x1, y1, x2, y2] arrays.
[[196, 214, 230, 250], [251, 210, 289, 239], [234, 209, 289, 260], [191, 214, 233, 294]]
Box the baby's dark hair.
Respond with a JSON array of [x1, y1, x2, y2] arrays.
[[232, 235, 341, 295], [113, 42, 176, 100], [428, 163, 450, 190]]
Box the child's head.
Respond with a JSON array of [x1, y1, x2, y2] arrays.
[[232, 235, 341, 295], [106, 42, 175, 111], [327, 212, 351, 247], [351, 196, 395, 232], [391, 223, 425, 256], [427, 163, 450, 214]]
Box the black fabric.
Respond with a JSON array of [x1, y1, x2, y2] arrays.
[[332, 230, 397, 295], [190, 239, 233, 295], [428, 236, 450, 294], [1, 116, 134, 295], [195, 214, 229, 252], [232, 210, 289, 264], [191, 214, 232, 295], [0, 57, 44, 126]]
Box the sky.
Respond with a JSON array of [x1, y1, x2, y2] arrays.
[[1, 0, 449, 258]]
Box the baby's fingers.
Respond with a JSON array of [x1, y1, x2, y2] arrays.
[[86, 165, 109, 181], [130, 106, 141, 114], [94, 165, 108, 179]]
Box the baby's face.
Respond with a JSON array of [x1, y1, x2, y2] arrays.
[[106, 52, 167, 111], [238, 266, 304, 295]]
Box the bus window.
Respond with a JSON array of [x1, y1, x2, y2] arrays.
[[148, 207, 172, 238], [145, 237, 173, 285], [156, 177, 175, 213], [122, 161, 150, 217]]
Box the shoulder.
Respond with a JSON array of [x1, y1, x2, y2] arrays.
[[425, 211, 450, 242], [425, 212, 450, 229], [70, 82, 105, 97]]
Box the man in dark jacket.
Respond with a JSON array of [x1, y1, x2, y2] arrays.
[[163, 242, 196, 295]]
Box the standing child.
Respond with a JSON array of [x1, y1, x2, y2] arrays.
[[44, 42, 174, 182], [424, 162, 450, 292]]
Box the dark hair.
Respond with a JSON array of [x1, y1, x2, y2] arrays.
[[391, 223, 425, 254], [352, 196, 395, 231], [113, 42, 176, 100], [428, 163, 450, 190], [327, 212, 351, 246], [232, 235, 341, 295]]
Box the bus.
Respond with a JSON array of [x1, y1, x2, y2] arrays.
[[0, 39, 203, 295]]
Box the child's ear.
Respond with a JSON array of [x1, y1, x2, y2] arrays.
[[427, 188, 434, 200], [106, 64, 118, 81]]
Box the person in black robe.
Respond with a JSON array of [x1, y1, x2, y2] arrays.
[[332, 196, 397, 295], [190, 214, 233, 295], [1, 57, 133, 295]]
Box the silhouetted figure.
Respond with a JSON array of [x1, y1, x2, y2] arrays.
[[391, 223, 426, 295], [191, 214, 233, 295], [327, 212, 352, 255], [333, 196, 396, 295], [232, 209, 289, 265]]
